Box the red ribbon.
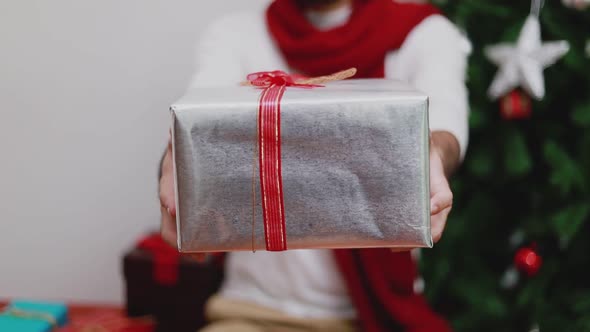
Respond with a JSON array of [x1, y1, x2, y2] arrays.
[[137, 234, 179, 285], [247, 71, 320, 251]]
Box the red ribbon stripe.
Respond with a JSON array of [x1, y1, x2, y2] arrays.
[[247, 70, 321, 251]]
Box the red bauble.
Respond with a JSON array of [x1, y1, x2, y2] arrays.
[[514, 246, 542, 277], [500, 89, 532, 120]]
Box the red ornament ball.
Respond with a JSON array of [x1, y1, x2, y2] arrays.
[[500, 89, 532, 120], [514, 247, 542, 277]]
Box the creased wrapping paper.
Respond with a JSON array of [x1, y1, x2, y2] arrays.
[[171, 79, 431, 252]]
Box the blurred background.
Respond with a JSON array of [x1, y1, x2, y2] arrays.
[[422, 1, 590, 331], [0, 0, 266, 304], [1, 0, 589, 331]]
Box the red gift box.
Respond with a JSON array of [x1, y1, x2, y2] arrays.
[[123, 233, 223, 332]]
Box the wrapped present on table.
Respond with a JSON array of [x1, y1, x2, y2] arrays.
[[0, 300, 67, 331], [123, 233, 223, 332], [171, 69, 432, 253]]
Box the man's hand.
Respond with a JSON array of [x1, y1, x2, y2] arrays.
[[391, 132, 459, 252], [429, 131, 460, 244], [159, 140, 177, 247], [159, 139, 207, 261], [429, 144, 453, 243]]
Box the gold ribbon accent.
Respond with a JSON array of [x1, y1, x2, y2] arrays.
[[241, 68, 357, 87], [296, 67, 357, 85], [3, 308, 58, 329], [248, 68, 357, 252]]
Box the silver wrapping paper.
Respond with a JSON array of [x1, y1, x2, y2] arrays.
[[171, 79, 431, 252]]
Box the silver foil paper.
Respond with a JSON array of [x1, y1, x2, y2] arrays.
[[171, 79, 431, 252]]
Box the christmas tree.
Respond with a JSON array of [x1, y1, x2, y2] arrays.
[[421, 1, 590, 331]]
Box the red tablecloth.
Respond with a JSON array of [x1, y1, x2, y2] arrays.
[[0, 302, 154, 332]]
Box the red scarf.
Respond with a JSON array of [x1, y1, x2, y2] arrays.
[[267, 1, 450, 331], [267, 0, 440, 78]]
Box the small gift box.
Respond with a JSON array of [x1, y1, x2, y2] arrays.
[[0, 300, 68, 332], [171, 71, 432, 252], [123, 233, 223, 332]]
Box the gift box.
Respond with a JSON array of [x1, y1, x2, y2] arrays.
[[123, 234, 223, 332], [0, 300, 68, 331], [171, 74, 432, 252]]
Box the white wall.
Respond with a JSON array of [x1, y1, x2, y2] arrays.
[[0, 0, 266, 304]]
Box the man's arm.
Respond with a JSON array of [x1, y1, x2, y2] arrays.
[[431, 130, 461, 178], [391, 15, 471, 159]]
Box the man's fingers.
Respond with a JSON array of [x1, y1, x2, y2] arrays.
[[159, 188, 176, 217], [430, 188, 453, 215], [159, 169, 176, 217], [427, 137, 456, 244], [159, 143, 177, 216], [431, 206, 451, 243], [159, 189, 176, 217], [429, 158, 452, 215], [160, 206, 178, 247]]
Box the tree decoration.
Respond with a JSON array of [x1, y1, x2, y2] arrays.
[[500, 89, 532, 119], [485, 1, 569, 100]]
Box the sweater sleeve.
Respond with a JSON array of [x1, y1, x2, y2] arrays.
[[387, 15, 471, 160]]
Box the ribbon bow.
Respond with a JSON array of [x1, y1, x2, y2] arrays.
[[244, 68, 357, 88], [246, 70, 319, 88], [247, 68, 357, 252]]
